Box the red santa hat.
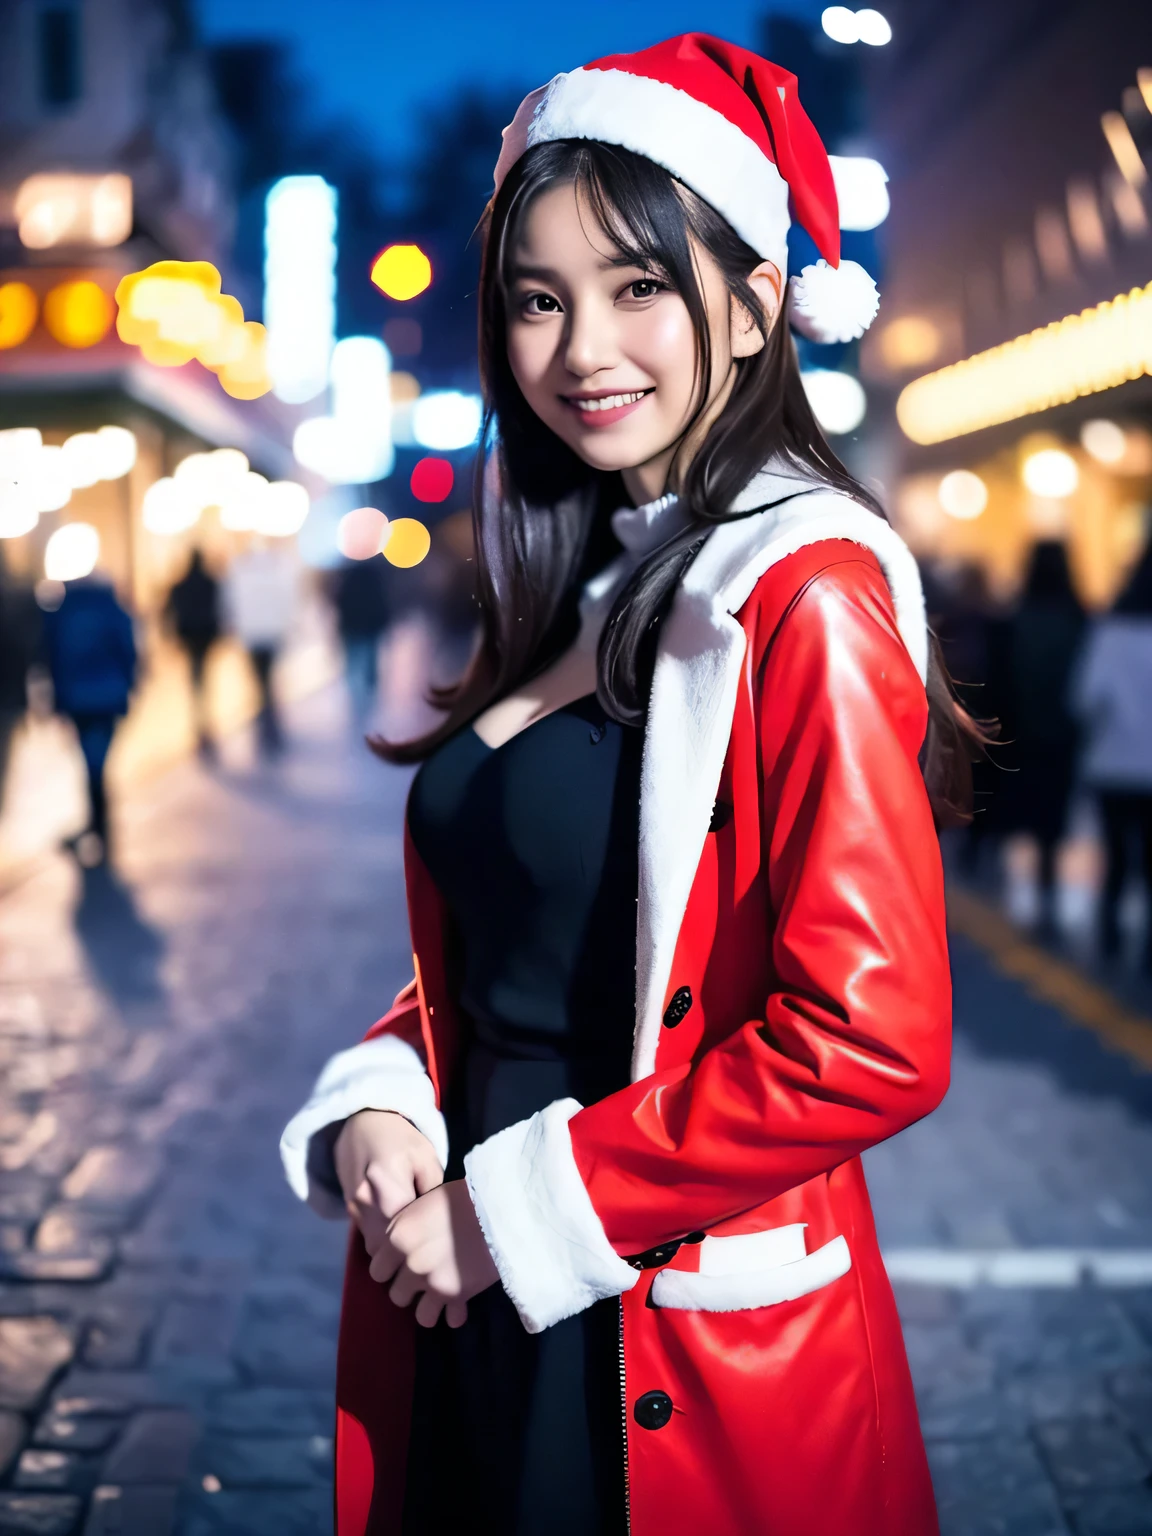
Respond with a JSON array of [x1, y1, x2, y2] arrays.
[[493, 33, 880, 347]]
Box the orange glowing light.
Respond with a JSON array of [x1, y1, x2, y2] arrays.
[[216, 321, 273, 400], [371, 245, 432, 302], [42, 280, 114, 349], [383, 517, 431, 568], [0, 283, 39, 349], [115, 261, 272, 397]]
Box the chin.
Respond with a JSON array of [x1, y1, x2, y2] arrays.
[[557, 428, 666, 476]]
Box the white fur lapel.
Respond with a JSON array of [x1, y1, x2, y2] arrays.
[[632, 463, 928, 1080]]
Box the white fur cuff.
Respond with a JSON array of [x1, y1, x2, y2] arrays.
[[279, 1034, 449, 1219], [464, 1098, 640, 1334]]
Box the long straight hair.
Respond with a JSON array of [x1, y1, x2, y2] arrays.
[[372, 140, 985, 824]]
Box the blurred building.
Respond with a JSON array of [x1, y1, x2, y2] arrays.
[[0, 0, 294, 611], [863, 0, 1152, 608]]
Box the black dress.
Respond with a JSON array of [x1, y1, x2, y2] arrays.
[[402, 693, 641, 1536]]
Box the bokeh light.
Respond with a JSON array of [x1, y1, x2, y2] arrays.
[[383, 317, 423, 356], [115, 262, 271, 396], [265, 176, 338, 404], [42, 280, 114, 348], [0, 283, 39, 349], [94, 426, 137, 479], [1022, 448, 1080, 498], [937, 470, 989, 520], [15, 173, 133, 250], [0, 482, 39, 540], [143, 478, 203, 535], [45, 523, 100, 581], [800, 370, 867, 435], [383, 517, 431, 568], [829, 156, 890, 231], [175, 448, 250, 502], [293, 335, 393, 484], [338, 505, 389, 560], [896, 280, 1152, 444], [1080, 419, 1127, 464], [821, 6, 890, 43], [371, 245, 432, 302], [61, 433, 105, 489], [855, 9, 892, 45], [877, 316, 941, 371], [410, 457, 454, 503], [411, 391, 483, 451], [219, 471, 272, 532]]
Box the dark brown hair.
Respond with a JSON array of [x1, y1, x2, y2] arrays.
[[372, 139, 985, 824]]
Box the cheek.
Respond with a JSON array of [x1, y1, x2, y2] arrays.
[[507, 324, 554, 403], [631, 306, 698, 401]]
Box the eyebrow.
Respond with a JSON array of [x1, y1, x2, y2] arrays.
[[508, 253, 650, 283]]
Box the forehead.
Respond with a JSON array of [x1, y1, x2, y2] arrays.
[[511, 181, 629, 271]]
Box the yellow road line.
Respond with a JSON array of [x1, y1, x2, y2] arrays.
[[947, 886, 1152, 1072]]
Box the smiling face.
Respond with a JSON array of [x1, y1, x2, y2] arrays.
[[504, 180, 762, 504]]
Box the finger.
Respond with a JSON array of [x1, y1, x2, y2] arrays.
[[413, 1151, 445, 1197], [368, 1241, 405, 1285], [415, 1290, 445, 1329], [388, 1264, 423, 1310], [444, 1299, 468, 1329], [365, 1164, 418, 1220], [354, 1206, 391, 1258]]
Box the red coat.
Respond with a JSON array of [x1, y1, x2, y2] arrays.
[[332, 485, 950, 1536]]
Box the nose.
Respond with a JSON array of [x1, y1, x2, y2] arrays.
[[562, 298, 618, 379]]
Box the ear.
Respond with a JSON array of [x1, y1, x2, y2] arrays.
[[730, 261, 783, 359]]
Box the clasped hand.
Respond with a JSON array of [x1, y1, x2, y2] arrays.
[[333, 1109, 498, 1328]]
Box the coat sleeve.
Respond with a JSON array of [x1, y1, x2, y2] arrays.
[[464, 558, 951, 1332], [279, 981, 449, 1217]]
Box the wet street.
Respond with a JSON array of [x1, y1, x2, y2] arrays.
[[1, 689, 1152, 1536]]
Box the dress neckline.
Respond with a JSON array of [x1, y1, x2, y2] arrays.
[[469, 692, 600, 754]]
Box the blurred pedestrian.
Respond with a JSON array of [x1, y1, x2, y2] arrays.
[[222, 543, 297, 757], [0, 554, 42, 817], [164, 549, 220, 757], [1009, 540, 1086, 931], [43, 573, 136, 865], [927, 560, 1004, 874], [1073, 535, 1152, 968], [332, 557, 390, 727]]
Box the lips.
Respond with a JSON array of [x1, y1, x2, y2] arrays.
[[560, 388, 654, 427]]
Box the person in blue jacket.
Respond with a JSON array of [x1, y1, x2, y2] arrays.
[[44, 574, 137, 862]]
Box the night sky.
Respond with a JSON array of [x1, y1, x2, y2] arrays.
[[195, 0, 824, 158]]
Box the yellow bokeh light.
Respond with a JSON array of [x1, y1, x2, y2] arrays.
[[371, 245, 432, 302], [42, 280, 114, 349], [897, 281, 1152, 445], [115, 261, 271, 398], [0, 283, 39, 350], [216, 321, 273, 400], [877, 316, 940, 371], [391, 370, 421, 402], [383, 517, 431, 568]]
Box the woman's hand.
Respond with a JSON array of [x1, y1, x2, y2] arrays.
[[333, 1109, 443, 1262], [370, 1179, 500, 1329]]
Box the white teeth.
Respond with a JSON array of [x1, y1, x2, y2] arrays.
[[571, 391, 648, 413]]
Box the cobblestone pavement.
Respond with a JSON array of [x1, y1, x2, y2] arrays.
[[0, 688, 1151, 1534]]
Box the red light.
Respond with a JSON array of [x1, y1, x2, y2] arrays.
[[410, 457, 454, 503]]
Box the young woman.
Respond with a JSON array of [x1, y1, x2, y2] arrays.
[[282, 34, 974, 1536]]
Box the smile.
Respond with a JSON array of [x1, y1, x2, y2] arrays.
[[560, 388, 654, 426]]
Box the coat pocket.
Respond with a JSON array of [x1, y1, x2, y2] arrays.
[[649, 1224, 851, 1312]]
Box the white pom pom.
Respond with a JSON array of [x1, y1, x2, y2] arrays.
[[789, 259, 880, 345]]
